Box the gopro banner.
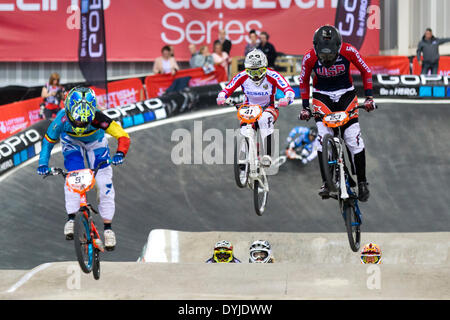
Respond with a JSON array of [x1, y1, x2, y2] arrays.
[[335, 0, 371, 50], [78, 0, 108, 90]]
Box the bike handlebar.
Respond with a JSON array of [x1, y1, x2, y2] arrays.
[[225, 98, 279, 109], [43, 159, 111, 179], [311, 104, 366, 118]]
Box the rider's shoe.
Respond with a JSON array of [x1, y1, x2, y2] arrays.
[[104, 229, 116, 251], [318, 183, 330, 199], [64, 219, 74, 240], [358, 182, 370, 202], [261, 155, 272, 168]]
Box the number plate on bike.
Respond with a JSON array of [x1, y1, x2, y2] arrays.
[[323, 111, 350, 128], [66, 169, 95, 194], [237, 104, 263, 124]]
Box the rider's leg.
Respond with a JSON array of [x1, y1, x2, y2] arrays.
[[258, 107, 279, 166], [343, 122, 370, 201], [61, 136, 86, 239], [85, 137, 117, 248]]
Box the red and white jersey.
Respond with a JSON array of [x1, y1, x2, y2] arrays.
[[220, 69, 295, 107], [299, 43, 373, 100]]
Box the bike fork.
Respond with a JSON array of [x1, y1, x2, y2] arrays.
[[336, 138, 349, 199]]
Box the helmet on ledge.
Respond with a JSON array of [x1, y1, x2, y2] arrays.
[[249, 240, 272, 263], [213, 240, 234, 263], [360, 243, 382, 264]]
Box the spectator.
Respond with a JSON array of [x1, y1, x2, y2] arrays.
[[217, 29, 232, 55], [417, 28, 450, 74], [258, 31, 277, 68], [40, 72, 65, 120], [153, 45, 179, 75], [189, 44, 214, 70], [245, 29, 259, 56], [189, 44, 200, 68], [212, 40, 231, 77]]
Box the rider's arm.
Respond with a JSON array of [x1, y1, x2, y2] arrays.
[[299, 49, 316, 110], [266, 70, 295, 103], [92, 111, 131, 156], [341, 43, 373, 97], [219, 71, 248, 98], [38, 110, 65, 166]]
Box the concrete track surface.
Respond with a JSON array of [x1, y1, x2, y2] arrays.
[[0, 102, 449, 299]]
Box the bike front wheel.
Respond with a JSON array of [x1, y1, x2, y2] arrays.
[[343, 201, 361, 252], [234, 135, 249, 188], [74, 211, 94, 273], [253, 174, 268, 216], [322, 134, 339, 192]]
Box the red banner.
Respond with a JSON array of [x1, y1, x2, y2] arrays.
[[145, 64, 228, 98], [350, 56, 410, 75], [0, 0, 379, 62], [412, 56, 450, 75], [90, 78, 145, 109], [0, 97, 42, 141]]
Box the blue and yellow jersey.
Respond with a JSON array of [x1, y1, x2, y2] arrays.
[[39, 109, 130, 166]]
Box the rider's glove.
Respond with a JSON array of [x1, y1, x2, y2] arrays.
[[37, 165, 50, 176], [364, 97, 376, 112], [301, 158, 308, 165], [216, 92, 226, 105], [286, 148, 296, 160], [112, 152, 124, 165], [279, 97, 289, 107], [298, 108, 311, 121]]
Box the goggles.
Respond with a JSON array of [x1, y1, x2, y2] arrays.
[[214, 249, 233, 263], [72, 120, 90, 128], [361, 254, 381, 264], [246, 67, 267, 79], [318, 52, 337, 66], [251, 250, 268, 261]]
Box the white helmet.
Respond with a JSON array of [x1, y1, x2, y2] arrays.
[[214, 240, 233, 250], [244, 49, 268, 86], [249, 240, 271, 263]]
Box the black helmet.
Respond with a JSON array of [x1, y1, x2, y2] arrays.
[[313, 25, 342, 68]]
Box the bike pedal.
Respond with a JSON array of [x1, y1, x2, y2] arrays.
[[321, 195, 330, 200]]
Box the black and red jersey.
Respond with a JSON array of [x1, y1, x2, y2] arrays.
[[299, 43, 373, 101]]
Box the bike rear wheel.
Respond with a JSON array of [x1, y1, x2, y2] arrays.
[[234, 135, 249, 188], [93, 248, 100, 280], [253, 173, 268, 216], [74, 210, 94, 273], [343, 201, 361, 252], [322, 134, 339, 192]]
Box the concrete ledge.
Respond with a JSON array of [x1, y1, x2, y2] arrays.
[[1, 261, 449, 300]]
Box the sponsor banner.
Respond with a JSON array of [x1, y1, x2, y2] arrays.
[[90, 78, 145, 109], [0, 120, 50, 175], [335, 0, 371, 50], [0, 0, 380, 62], [78, 0, 108, 90], [412, 56, 450, 76], [350, 56, 410, 75], [374, 74, 450, 98], [145, 65, 228, 98], [0, 97, 44, 141]]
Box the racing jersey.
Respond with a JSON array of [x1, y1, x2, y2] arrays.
[[220, 69, 295, 108], [38, 109, 130, 166], [299, 43, 373, 104], [286, 126, 318, 162]]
